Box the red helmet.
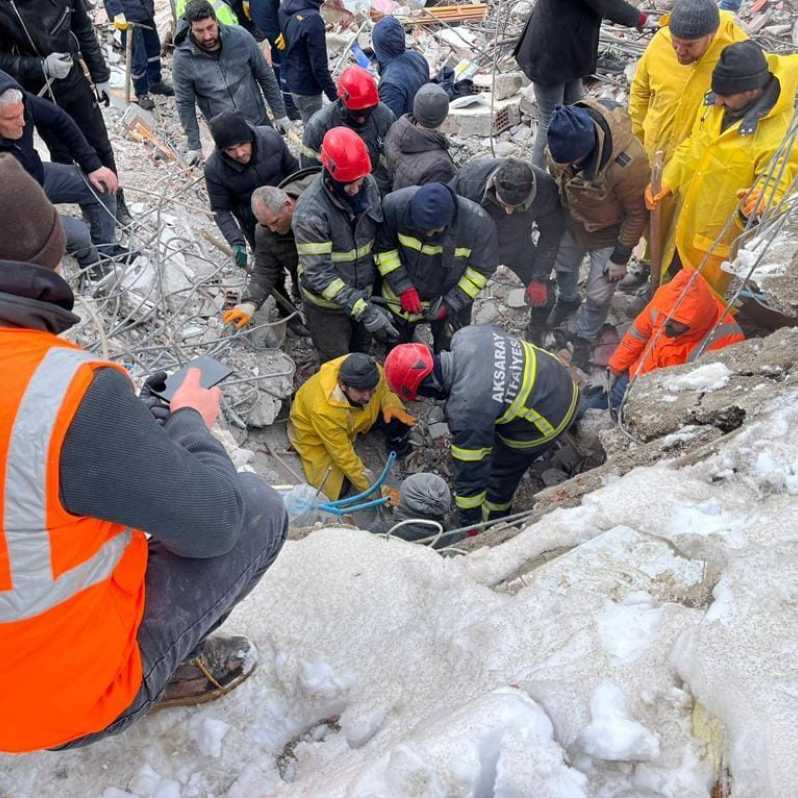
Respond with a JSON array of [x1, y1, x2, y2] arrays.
[[384, 343, 434, 401], [337, 66, 379, 111], [321, 127, 372, 183]]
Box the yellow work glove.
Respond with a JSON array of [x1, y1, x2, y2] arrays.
[[644, 183, 672, 211], [113, 13, 129, 30], [223, 301, 256, 330], [383, 406, 416, 426], [275, 32, 287, 50], [381, 485, 401, 507], [737, 187, 766, 218]]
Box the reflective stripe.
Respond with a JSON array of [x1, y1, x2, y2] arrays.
[[375, 250, 402, 276], [627, 323, 647, 342], [301, 144, 321, 161], [0, 348, 132, 623], [398, 233, 443, 256], [352, 297, 368, 318], [322, 277, 346, 301], [457, 267, 487, 300], [297, 241, 332, 256], [496, 343, 538, 425], [455, 491, 486, 510], [454, 247, 472, 258], [498, 382, 580, 449], [688, 321, 744, 362], [451, 445, 492, 462], [485, 498, 512, 513], [650, 307, 659, 324], [332, 241, 373, 262]]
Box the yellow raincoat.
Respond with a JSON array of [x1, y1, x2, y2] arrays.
[[288, 356, 405, 500], [661, 52, 798, 296], [629, 12, 748, 164]]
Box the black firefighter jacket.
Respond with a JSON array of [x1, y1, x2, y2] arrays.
[[374, 185, 498, 321]]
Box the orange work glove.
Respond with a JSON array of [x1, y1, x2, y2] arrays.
[[381, 485, 401, 507], [383, 406, 416, 426], [223, 302, 256, 330], [644, 183, 672, 211], [737, 187, 765, 218]]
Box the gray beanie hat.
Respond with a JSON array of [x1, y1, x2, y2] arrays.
[[413, 83, 450, 129], [339, 353, 380, 389], [670, 0, 720, 39], [398, 473, 451, 518]]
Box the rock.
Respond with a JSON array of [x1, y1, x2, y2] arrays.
[[473, 299, 501, 325], [441, 95, 522, 138], [506, 288, 527, 309], [473, 71, 525, 101], [428, 422, 450, 440]]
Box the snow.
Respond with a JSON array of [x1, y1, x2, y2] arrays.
[[189, 717, 229, 759], [665, 362, 732, 393]]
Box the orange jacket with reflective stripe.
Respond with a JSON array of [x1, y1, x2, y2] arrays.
[[609, 268, 744, 378], [0, 329, 148, 752]]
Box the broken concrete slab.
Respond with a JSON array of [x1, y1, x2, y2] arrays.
[[472, 71, 526, 101], [441, 95, 522, 138]]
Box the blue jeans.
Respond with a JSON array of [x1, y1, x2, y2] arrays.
[[121, 23, 163, 97], [581, 373, 630, 412], [718, 0, 741, 10]]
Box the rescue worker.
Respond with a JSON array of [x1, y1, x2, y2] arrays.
[[384, 83, 456, 191], [0, 154, 287, 752], [204, 110, 299, 264], [301, 66, 396, 195], [289, 353, 415, 501], [173, 0, 288, 166], [374, 182, 498, 352], [278, 0, 338, 123], [222, 171, 316, 336], [646, 41, 798, 297], [603, 267, 744, 406], [292, 126, 398, 362], [546, 101, 650, 366], [451, 157, 566, 330], [371, 16, 430, 118], [384, 325, 580, 525]]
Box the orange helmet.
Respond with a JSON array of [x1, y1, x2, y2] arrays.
[[384, 343, 434, 401], [337, 66, 379, 111], [320, 127, 372, 183]]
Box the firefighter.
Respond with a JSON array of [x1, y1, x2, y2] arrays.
[[374, 182, 498, 352], [384, 325, 580, 526]]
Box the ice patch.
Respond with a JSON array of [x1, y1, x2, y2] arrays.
[[189, 717, 229, 758], [666, 362, 731, 393], [597, 592, 664, 664]]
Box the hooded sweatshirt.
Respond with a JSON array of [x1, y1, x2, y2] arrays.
[[372, 17, 429, 118], [279, 0, 337, 99]]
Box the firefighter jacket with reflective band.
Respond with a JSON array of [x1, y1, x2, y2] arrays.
[[0, 330, 147, 752], [374, 186, 498, 320], [609, 268, 744, 378], [440, 326, 579, 519], [300, 99, 396, 194], [661, 53, 798, 297], [291, 172, 382, 317]]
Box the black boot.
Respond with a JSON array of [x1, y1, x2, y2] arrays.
[[136, 93, 155, 111], [149, 80, 174, 96], [116, 188, 134, 227], [547, 298, 582, 328]]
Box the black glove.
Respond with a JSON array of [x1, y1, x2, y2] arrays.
[[360, 302, 400, 342], [383, 418, 412, 459], [139, 370, 171, 425]]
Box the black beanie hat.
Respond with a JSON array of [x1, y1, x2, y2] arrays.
[[339, 353, 380, 389], [494, 159, 535, 206], [712, 41, 771, 96], [208, 111, 254, 150]]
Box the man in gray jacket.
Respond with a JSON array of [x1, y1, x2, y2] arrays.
[[173, 0, 288, 165]]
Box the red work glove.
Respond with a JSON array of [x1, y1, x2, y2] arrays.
[[436, 303, 448, 320], [399, 287, 423, 314], [525, 280, 550, 308], [637, 12, 648, 28]]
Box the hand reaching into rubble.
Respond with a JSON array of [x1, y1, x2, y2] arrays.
[[360, 302, 400, 341], [170, 367, 221, 429], [223, 302, 256, 330], [88, 166, 119, 194], [232, 244, 248, 269], [383, 406, 416, 427], [525, 280, 550, 308], [185, 149, 204, 167]]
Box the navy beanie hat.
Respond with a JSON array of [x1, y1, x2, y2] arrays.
[[546, 105, 596, 164], [409, 183, 456, 230]]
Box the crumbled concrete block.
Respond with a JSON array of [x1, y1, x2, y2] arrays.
[[473, 71, 525, 101], [428, 422, 450, 440], [473, 299, 501, 325], [506, 288, 527, 309], [441, 95, 522, 138]]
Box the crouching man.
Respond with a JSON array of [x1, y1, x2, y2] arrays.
[[0, 155, 287, 753]]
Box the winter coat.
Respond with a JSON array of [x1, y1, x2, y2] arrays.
[[278, 0, 337, 100], [609, 268, 744, 378], [292, 171, 382, 317], [0, 0, 109, 96], [439, 325, 579, 522], [374, 185, 497, 320], [301, 99, 396, 194], [383, 113, 455, 191], [661, 53, 798, 297], [513, 0, 641, 86], [104, 0, 155, 23], [173, 21, 285, 151], [452, 157, 565, 284], [0, 71, 101, 185], [204, 125, 299, 247], [547, 98, 650, 262], [372, 16, 429, 118], [245, 168, 318, 307], [629, 12, 747, 164], [288, 355, 404, 500]]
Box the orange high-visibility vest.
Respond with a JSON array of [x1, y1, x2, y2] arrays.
[[0, 328, 148, 752]]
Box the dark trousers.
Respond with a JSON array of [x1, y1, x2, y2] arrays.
[[484, 439, 555, 520], [56, 474, 287, 748], [121, 22, 163, 97], [304, 302, 371, 362]]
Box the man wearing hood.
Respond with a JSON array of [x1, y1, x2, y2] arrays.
[[0, 154, 287, 752], [371, 16, 429, 118], [384, 83, 456, 191], [301, 66, 396, 195], [278, 0, 338, 123], [173, 0, 288, 166], [374, 182, 498, 352]]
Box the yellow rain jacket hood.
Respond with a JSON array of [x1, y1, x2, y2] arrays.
[[289, 355, 404, 500], [661, 52, 798, 296], [629, 12, 748, 164]]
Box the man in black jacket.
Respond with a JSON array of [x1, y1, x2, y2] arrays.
[[204, 110, 299, 268]]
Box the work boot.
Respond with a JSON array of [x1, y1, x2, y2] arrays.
[[547, 297, 581, 328], [155, 635, 258, 710], [98, 243, 141, 265], [116, 188, 134, 227], [136, 93, 155, 111], [149, 80, 174, 96]]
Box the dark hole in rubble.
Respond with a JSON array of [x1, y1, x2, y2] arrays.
[[694, 405, 747, 435]]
